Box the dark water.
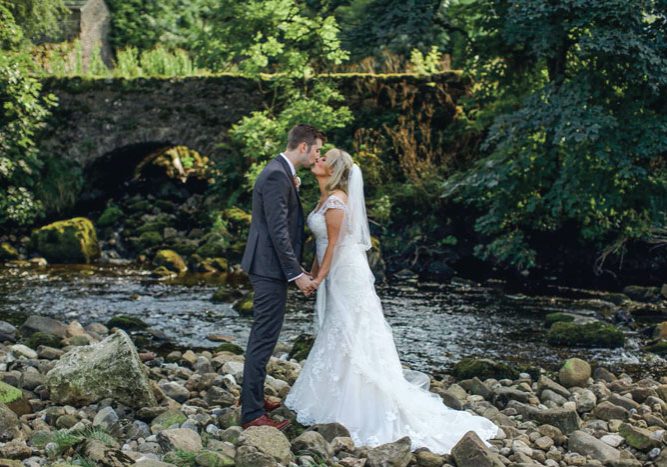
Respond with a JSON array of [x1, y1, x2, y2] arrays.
[[1, 264, 665, 378]]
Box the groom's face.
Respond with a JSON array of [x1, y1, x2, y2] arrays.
[[301, 138, 323, 168]]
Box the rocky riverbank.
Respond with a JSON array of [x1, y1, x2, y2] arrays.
[[1, 315, 667, 467]]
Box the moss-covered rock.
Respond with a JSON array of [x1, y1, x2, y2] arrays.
[[30, 217, 100, 263], [136, 231, 163, 250], [0, 381, 22, 405], [545, 312, 576, 327], [233, 293, 254, 316], [0, 242, 19, 261], [150, 409, 187, 432], [196, 257, 229, 273], [452, 357, 519, 380], [128, 199, 152, 213], [211, 286, 243, 303], [547, 321, 625, 348], [97, 205, 124, 227], [644, 339, 667, 355], [289, 334, 315, 361], [151, 265, 177, 279], [195, 233, 228, 258], [26, 332, 63, 349], [45, 330, 157, 408], [153, 249, 187, 273], [214, 342, 244, 355], [106, 315, 149, 331]]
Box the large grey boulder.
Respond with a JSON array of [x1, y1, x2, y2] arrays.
[[568, 430, 621, 464], [45, 329, 157, 408], [237, 426, 293, 465], [21, 315, 67, 338], [366, 436, 412, 467], [291, 430, 332, 460], [451, 431, 504, 467]]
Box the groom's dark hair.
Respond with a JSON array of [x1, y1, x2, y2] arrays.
[[287, 124, 326, 151]]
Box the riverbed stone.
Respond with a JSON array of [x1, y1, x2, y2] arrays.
[[46, 329, 157, 408], [238, 426, 293, 464], [567, 430, 621, 464], [558, 358, 591, 388], [21, 315, 68, 338], [451, 431, 504, 467], [30, 217, 100, 263], [291, 430, 332, 460], [547, 321, 625, 348], [593, 401, 630, 421], [453, 357, 518, 380], [157, 428, 202, 452], [619, 422, 661, 450], [151, 410, 187, 432], [0, 403, 20, 441], [507, 401, 581, 434], [366, 436, 412, 467], [153, 249, 187, 273]]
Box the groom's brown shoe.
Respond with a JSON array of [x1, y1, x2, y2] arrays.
[[241, 414, 290, 431], [235, 397, 282, 412]]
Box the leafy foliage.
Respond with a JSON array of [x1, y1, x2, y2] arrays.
[[442, 0, 667, 271], [0, 5, 62, 227]]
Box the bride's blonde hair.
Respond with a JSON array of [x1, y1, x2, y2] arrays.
[[324, 148, 354, 194]]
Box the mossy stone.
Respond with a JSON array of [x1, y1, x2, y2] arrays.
[[547, 321, 624, 348], [97, 205, 124, 227], [27, 332, 63, 349], [30, 217, 100, 263], [0, 381, 22, 405], [106, 315, 149, 331], [150, 409, 187, 432], [644, 339, 667, 355], [196, 257, 229, 273], [153, 249, 188, 273], [137, 231, 163, 250], [0, 242, 19, 260], [214, 342, 244, 355], [128, 200, 152, 213], [452, 357, 519, 380], [289, 334, 315, 361], [545, 312, 575, 327], [194, 450, 235, 467], [211, 286, 242, 303], [233, 294, 254, 316]]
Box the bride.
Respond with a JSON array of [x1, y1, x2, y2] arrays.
[[284, 148, 499, 454]]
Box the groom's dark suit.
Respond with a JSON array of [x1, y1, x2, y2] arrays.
[[240, 155, 305, 424]]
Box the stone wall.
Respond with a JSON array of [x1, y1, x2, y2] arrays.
[[39, 73, 469, 168]]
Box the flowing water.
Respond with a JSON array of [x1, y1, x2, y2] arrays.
[[1, 263, 665, 379]]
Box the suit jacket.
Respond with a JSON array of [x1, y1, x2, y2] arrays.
[[241, 155, 305, 281]]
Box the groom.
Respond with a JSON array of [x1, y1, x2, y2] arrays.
[[239, 124, 324, 429]]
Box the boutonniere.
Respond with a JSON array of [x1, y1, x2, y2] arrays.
[[293, 175, 301, 191]]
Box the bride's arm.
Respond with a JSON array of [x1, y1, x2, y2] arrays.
[[312, 208, 344, 286], [310, 255, 319, 278]]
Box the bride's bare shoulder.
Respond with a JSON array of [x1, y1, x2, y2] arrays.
[[330, 190, 348, 204]]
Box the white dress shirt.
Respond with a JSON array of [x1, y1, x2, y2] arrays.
[[279, 153, 304, 282]]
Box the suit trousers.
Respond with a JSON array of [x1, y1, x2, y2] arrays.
[[240, 273, 288, 424]]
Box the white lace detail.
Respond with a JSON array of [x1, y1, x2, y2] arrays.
[[284, 193, 499, 454]]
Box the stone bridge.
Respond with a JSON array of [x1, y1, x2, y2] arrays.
[[39, 73, 468, 170]]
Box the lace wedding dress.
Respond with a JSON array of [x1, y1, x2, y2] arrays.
[[284, 188, 499, 454]]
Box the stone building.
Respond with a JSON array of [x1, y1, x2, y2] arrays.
[[58, 0, 113, 66]]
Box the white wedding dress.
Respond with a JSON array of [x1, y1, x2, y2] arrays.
[[284, 186, 499, 454]]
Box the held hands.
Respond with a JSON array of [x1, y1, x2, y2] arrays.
[[294, 273, 320, 297], [295, 274, 319, 297]]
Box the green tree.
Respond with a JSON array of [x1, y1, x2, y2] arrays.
[[198, 0, 353, 199], [0, 3, 63, 226], [0, 0, 67, 42], [443, 0, 667, 272]]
